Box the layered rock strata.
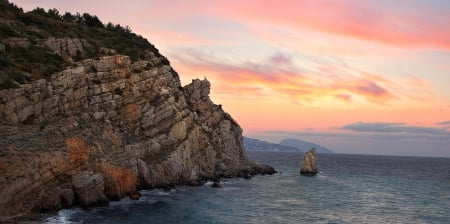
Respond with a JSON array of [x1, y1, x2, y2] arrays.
[[0, 54, 275, 218]]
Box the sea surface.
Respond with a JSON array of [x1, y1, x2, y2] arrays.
[[44, 152, 450, 224]]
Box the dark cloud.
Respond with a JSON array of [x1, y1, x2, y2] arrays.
[[340, 122, 449, 135], [268, 52, 292, 66], [437, 120, 450, 126], [355, 82, 390, 97], [255, 127, 450, 157]]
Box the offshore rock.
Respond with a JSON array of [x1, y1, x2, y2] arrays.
[[0, 54, 275, 218], [300, 148, 318, 175], [211, 181, 222, 188]]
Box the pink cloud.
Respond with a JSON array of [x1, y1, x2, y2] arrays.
[[14, 0, 450, 50], [172, 49, 395, 104], [221, 0, 450, 50], [353, 82, 392, 103], [334, 94, 352, 102]]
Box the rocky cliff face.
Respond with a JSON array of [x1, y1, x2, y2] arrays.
[[0, 54, 274, 218]]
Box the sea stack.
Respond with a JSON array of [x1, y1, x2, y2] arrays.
[[300, 148, 318, 175]]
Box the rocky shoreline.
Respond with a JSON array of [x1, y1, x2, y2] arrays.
[[0, 54, 275, 219]]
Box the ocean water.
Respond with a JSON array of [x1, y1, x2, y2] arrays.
[[44, 152, 450, 224]]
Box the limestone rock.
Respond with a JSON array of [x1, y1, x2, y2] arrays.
[[100, 47, 117, 55], [43, 37, 87, 61], [40, 189, 74, 212], [0, 53, 275, 218], [300, 148, 318, 175], [72, 172, 108, 207], [2, 37, 30, 48]]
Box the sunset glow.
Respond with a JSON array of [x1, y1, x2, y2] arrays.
[[12, 0, 450, 156]]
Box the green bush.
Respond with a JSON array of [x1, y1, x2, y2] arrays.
[[10, 70, 29, 83], [0, 23, 19, 37]]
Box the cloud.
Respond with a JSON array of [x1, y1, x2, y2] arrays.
[[171, 48, 395, 104], [333, 94, 352, 102], [253, 126, 450, 157], [355, 82, 387, 97], [340, 122, 450, 135], [437, 120, 450, 125], [224, 0, 450, 50], [268, 53, 292, 66]]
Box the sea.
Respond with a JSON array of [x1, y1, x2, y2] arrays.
[[43, 151, 450, 224]]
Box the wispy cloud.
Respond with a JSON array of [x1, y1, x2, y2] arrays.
[[21, 0, 450, 51], [437, 120, 450, 126], [340, 122, 450, 135], [223, 0, 450, 50], [334, 94, 352, 102], [254, 124, 450, 157], [172, 48, 396, 104], [268, 53, 293, 66]]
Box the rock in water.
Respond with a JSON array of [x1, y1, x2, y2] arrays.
[[211, 181, 222, 188], [300, 148, 318, 175]]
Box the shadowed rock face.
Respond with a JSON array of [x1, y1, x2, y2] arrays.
[[300, 148, 318, 175], [0, 54, 275, 218]]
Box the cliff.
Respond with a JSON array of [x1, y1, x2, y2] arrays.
[[0, 54, 275, 217], [0, 1, 274, 218]]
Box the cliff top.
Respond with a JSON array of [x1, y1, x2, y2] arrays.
[[0, 0, 169, 89]]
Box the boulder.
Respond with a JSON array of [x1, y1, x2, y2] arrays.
[[129, 191, 141, 200], [40, 189, 74, 212], [211, 181, 222, 188], [300, 148, 318, 175], [72, 172, 108, 207]]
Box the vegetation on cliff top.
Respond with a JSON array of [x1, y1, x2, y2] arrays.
[[0, 0, 168, 89]]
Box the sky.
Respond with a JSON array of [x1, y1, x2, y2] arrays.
[[11, 0, 450, 157]]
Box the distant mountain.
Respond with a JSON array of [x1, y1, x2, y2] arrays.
[[279, 138, 334, 154], [243, 137, 302, 152]]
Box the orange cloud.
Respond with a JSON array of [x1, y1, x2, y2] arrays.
[[172, 49, 395, 105], [334, 94, 352, 102]]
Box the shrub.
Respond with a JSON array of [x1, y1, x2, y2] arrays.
[[0, 23, 19, 37], [0, 79, 18, 89]]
